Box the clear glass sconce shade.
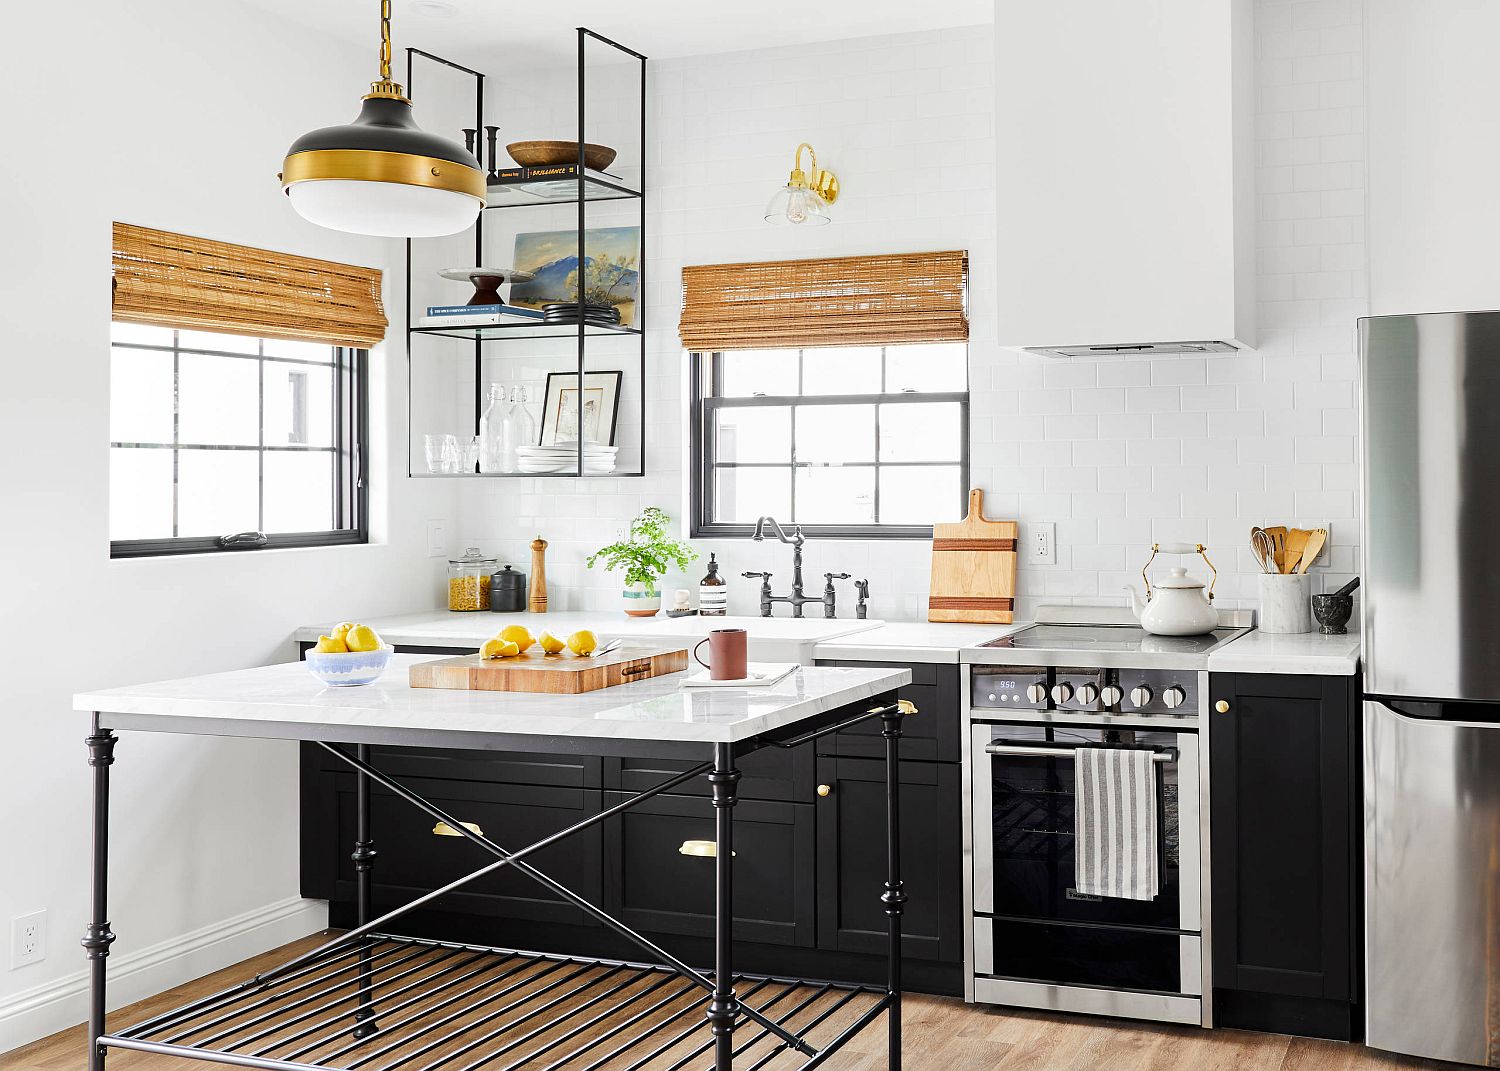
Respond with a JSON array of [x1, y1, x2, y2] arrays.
[[764, 184, 831, 226]]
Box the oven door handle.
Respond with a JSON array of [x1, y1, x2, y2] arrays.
[[984, 743, 1179, 763]]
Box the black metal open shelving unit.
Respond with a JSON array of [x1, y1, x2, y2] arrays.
[[405, 28, 647, 480]]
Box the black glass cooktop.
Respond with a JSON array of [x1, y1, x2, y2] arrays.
[[982, 624, 1240, 655]]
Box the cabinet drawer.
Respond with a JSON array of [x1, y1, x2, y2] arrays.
[[604, 792, 815, 948], [608, 747, 812, 803], [814, 660, 958, 762], [311, 770, 604, 928]]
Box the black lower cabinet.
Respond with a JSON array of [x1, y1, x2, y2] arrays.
[[1208, 671, 1361, 1040], [301, 656, 965, 996]]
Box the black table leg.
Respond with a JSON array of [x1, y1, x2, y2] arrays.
[[83, 719, 117, 1071], [351, 743, 379, 1039], [707, 742, 740, 1071], [881, 705, 907, 1071]]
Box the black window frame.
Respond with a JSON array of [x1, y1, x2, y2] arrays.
[[108, 328, 369, 559], [690, 346, 970, 539]]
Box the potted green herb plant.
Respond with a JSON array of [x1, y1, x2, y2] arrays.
[[586, 506, 697, 617]]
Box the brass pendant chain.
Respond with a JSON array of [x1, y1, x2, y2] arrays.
[[379, 0, 392, 82]]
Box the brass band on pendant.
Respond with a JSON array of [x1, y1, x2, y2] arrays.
[[281, 148, 487, 202]]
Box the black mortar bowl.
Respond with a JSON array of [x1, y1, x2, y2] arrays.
[[1312, 593, 1353, 635]]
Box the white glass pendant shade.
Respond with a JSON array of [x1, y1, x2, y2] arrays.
[[764, 184, 831, 226], [287, 179, 480, 238]]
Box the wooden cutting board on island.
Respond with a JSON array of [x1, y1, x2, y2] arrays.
[[410, 645, 689, 694], [927, 488, 1019, 624]]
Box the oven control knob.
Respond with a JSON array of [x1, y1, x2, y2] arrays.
[[1050, 683, 1074, 705], [1100, 684, 1123, 707], [986, 693, 997, 702], [1162, 685, 1188, 709], [1026, 683, 1048, 704], [1076, 683, 1099, 705], [1129, 685, 1154, 708]]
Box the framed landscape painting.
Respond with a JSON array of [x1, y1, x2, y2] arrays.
[[510, 227, 640, 327]]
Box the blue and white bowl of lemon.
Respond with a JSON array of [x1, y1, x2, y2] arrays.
[[306, 623, 394, 686]]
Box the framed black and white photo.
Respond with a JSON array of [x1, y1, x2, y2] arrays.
[[539, 370, 623, 446]]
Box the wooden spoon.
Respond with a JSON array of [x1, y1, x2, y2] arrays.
[[1282, 528, 1312, 574], [1297, 528, 1327, 574]]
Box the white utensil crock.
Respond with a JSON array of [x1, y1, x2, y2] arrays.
[[1258, 573, 1312, 634]]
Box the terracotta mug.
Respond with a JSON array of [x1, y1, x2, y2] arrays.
[[693, 628, 748, 680]]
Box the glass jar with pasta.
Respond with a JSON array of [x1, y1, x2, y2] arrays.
[[448, 547, 498, 611]]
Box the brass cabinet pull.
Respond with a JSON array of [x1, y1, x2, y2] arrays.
[[433, 821, 484, 838], [898, 699, 919, 715], [678, 839, 733, 858], [817, 784, 833, 798], [1215, 700, 1230, 714]]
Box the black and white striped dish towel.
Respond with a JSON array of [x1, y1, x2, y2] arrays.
[[1073, 747, 1161, 901]]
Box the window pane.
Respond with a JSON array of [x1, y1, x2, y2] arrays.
[[111, 323, 174, 346], [879, 402, 963, 462], [178, 353, 259, 446], [264, 338, 335, 362], [801, 347, 882, 395], [795, 467, 875, 524], [715, 406, 790, 463], [885, 343, 967, 393], [796, 404, 875, 463], [110, 448, 173, 540], [110, 347, 174, 444], [264, 451, 334, 533], [264, 363, 333, 447], [880, 465, 964, 524], [176, 450, 259, 537], [719, 350, 797, 397], [715, 466, 790, 523], [179, 329, 259, 355]]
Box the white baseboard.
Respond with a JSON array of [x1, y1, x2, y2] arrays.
[[0, 896, 327, 1056]]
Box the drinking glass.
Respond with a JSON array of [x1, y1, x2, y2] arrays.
[[425, 433, 460, 474]]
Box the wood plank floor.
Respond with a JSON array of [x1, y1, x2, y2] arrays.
[[1, 932, 1461, 1071]]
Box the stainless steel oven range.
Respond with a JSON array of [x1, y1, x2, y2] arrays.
[[961, 606, 1250, 1027]]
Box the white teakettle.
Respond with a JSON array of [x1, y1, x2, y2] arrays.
[[1124, 543, 1219, 636]]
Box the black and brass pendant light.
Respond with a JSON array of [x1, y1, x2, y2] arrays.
[[279, 0, 485, 237]]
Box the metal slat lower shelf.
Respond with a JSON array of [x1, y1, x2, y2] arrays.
[[102, 934, 889, 1071]]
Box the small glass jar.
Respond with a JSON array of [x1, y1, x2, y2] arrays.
[[448, 547, 498, 611]]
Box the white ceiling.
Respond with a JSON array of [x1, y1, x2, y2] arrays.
[[235, 0, 994, 71]]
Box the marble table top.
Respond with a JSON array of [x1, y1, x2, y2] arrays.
[[74, 655, 911, 750]]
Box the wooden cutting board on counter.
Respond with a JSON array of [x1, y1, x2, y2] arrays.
[[927, 488, 1019, 624], [410, 645, 689, 694]]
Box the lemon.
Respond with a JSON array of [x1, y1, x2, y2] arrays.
[[496, 624, 535, 653], [566, 629, 599, 656], [538, 631, 566, 655], [481, 638, 505, 659], [344, 624, 382, 653], [331, 621, 356, 642], [314, 634, 348, 654]]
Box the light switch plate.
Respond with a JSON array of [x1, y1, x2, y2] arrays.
[[426, 520, 448, 559], [1024, 521, 1056, 565]]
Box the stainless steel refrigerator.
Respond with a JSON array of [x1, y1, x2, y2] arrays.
[[1361, 310, 1500, 1067]]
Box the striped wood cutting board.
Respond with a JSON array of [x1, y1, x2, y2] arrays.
[[927, 488, 1019, 623]]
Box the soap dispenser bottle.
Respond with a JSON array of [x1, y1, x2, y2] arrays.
[[699, 553, 727, 616]]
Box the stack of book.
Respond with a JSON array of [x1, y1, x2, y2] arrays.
[[416, 304, 544, 329]]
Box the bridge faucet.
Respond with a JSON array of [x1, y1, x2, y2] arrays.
[[746, 516, 843, 618]]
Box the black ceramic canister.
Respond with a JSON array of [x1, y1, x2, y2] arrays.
[[490, 565, 527, 612]]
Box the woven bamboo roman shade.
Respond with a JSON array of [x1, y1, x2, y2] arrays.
[[679, 250, 967, 351], [111, 223, 387, 348]]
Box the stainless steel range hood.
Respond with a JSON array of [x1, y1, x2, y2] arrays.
[[1026, 340, 1241, 359]]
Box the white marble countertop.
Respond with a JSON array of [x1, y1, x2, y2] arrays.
[[1205, 628, 1362, 676], [296, 612, 885, 665], [74, 654, 911, 747], [813, 621, 1027, 664]]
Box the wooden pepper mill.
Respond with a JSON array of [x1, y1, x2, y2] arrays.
[[529, 537, 548, 613]]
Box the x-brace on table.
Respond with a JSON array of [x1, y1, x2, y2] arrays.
[[82, 691, 912, 1071]]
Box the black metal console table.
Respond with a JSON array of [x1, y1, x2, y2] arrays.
[[76, 660, 912, 1071]]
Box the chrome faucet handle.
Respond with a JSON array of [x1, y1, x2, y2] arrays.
[[824, 571, 851, 586], [742, 571, 771, 581]]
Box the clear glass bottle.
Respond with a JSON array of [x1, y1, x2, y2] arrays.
[[501, 385, 537, 473], [478, 383, 506, 474]]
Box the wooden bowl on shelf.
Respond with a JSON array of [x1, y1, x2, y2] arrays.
[[506, 140, 617, 171]]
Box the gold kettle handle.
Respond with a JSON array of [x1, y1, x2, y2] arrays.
[[1141, 543, 1218, 602]]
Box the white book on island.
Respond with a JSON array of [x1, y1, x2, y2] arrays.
[[679, 663, 800, 689]]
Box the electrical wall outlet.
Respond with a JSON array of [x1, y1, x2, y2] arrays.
[[11, 910, 45, 969], [1025, 521, 1056, 565], [426, 519, 448, 559]]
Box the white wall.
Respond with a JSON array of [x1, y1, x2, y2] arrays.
[[0, 1, 457, 1049], [1366, 0, 1500, 314], [457, 0, 1365, 620]]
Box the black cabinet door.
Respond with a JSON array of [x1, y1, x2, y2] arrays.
[[603, 792, 815, 948], [1209, 672, 1359, 1001], [814, 660, 959, 762], [814, 756, 962, 963]]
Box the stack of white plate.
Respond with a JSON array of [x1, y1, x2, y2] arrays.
[[516, 442, 618, 474]]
